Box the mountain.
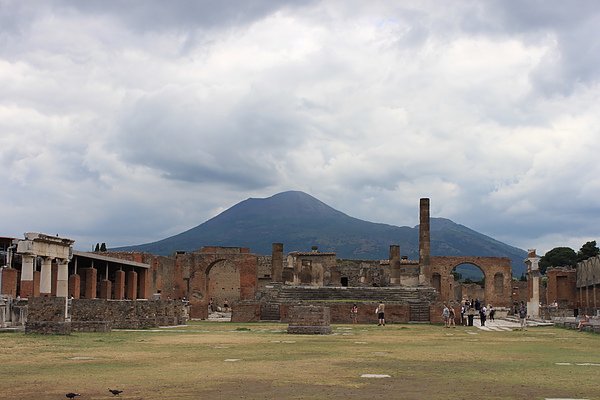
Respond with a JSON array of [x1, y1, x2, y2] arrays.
[[112, 191, 528, 277]]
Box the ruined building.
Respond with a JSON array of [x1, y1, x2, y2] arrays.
[[3, 198, 596, 330]]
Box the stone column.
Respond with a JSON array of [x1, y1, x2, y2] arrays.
[[84, 268, 97, 299], [271, 243, 284, 282], [69, 274, 80, 298], [138, 269, 150, 299], [56, 258, 69, 297], [99, 280, 112, 299], [525, 249, 540, 318], [40, 256, 53, 296], [114, 270, 125, 300], [126, 270, 138, 300], [419, 198, 431, 286], [20, 254, 35, 297]]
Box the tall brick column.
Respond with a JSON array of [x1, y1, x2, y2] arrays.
[[114, 270, 125, 300], [138, 269, 150, 299], [20, 254, 35, 298], [419, 198, 431, 286], [126, 270, 138, 300], [271, 243, 284, 282], [84, 268, 97, 299], [69, 274, 80, 298], [99, 279, 112, 299]]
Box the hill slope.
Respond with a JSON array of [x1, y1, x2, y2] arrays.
[[112, 191, 527, 276]]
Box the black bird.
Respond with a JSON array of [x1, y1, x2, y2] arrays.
[[65, 394, 80, 399], [109, 389, 123, 396]]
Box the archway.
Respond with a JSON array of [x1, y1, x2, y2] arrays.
[[206, 259, 240, 310], [430, 256, 513, 307], [452, 263, 485, 304]]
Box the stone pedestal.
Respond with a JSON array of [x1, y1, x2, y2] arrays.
[[287, 306, 332, 334]]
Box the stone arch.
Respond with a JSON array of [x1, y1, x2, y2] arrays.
[[430, 256, 512, 307], [206, 259, 240, 308]]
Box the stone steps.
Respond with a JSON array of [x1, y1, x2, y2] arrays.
[[274, 286, 433, 302]]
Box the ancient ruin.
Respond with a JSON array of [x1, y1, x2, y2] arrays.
[[2, 198, 599, 332]]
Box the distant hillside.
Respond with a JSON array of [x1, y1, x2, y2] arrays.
[[112, 191, 527, 277]]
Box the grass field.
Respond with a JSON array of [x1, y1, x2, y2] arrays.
[[1, 321, 599, 400]]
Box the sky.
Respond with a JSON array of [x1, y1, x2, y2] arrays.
[[2, 0, 600, 256]]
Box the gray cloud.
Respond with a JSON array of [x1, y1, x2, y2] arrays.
[[2, 0, 600, 256]]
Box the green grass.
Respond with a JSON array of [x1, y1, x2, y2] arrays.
[[0, 322, 599, 399]]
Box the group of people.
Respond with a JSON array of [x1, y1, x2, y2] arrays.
[[441, 300, 500, 327], [349, 301, 386, 326], [208, 298, 230, 313]]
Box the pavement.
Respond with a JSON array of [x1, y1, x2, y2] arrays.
[[466, 317, 554, 332]]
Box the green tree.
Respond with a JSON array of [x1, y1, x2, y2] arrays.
[[576, 240, 599, 263], [94, 243, 100, 252], [539, 247, 577, 274], [451, 271, 462, 281], [100, 243, 107, 252]]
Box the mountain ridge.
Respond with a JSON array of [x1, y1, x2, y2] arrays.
[[112, 191, 527, 276]]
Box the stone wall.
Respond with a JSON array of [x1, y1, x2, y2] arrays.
[[232, 301, 414, 324], [24, 297, 188, 334]]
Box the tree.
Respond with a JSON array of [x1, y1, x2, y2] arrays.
[[539, 247, 577, 274], [100, 243, 107, 252], [94, 243, 100, 252], [576, 240, 599, 263]]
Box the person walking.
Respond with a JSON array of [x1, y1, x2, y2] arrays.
[[480, 305, 487, 326], [377, 301, 385, 326], [488, 305, 495, 322], [518, 306, 528, 331], [448, 305, 456, 328], [351, 304, 358, 325], [442, 304, 449, 328]]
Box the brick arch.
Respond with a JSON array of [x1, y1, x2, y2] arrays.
[[430, 256, 512, 307], [184, 249, 258, 319], [206, 259, 240, 308]]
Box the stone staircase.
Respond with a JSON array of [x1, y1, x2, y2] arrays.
[[273, 286, 436, 303]]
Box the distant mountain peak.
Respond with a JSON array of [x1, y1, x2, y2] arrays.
[[112, 191, 527, 276]]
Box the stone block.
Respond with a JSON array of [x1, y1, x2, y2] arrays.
[[287, 306, 331, 334]]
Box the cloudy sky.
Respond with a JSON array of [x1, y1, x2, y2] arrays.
[[2, 0, 599, 256]]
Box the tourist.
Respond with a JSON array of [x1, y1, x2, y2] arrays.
[[448, 305, 456, 328], [488, 305, 495, 322], [518, 306, 527, 331], [351, 304, 358, 324], [377, 301, 385, 326], [442, 304, 449, 328], [578, 315, 590, 331], [209, 298, 214, 312], [460, 304, 466, 326], [480, 305, 487, 326]]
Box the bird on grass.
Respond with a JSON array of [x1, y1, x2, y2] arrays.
[[109, 389, 123, 396], [65, 394, 80, 399]]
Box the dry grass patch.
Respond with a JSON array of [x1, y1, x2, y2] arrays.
[[0, 322, 598, 399]]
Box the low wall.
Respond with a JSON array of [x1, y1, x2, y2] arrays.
[[24, 298, 189, 334], [233, 301, 424, 324]]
